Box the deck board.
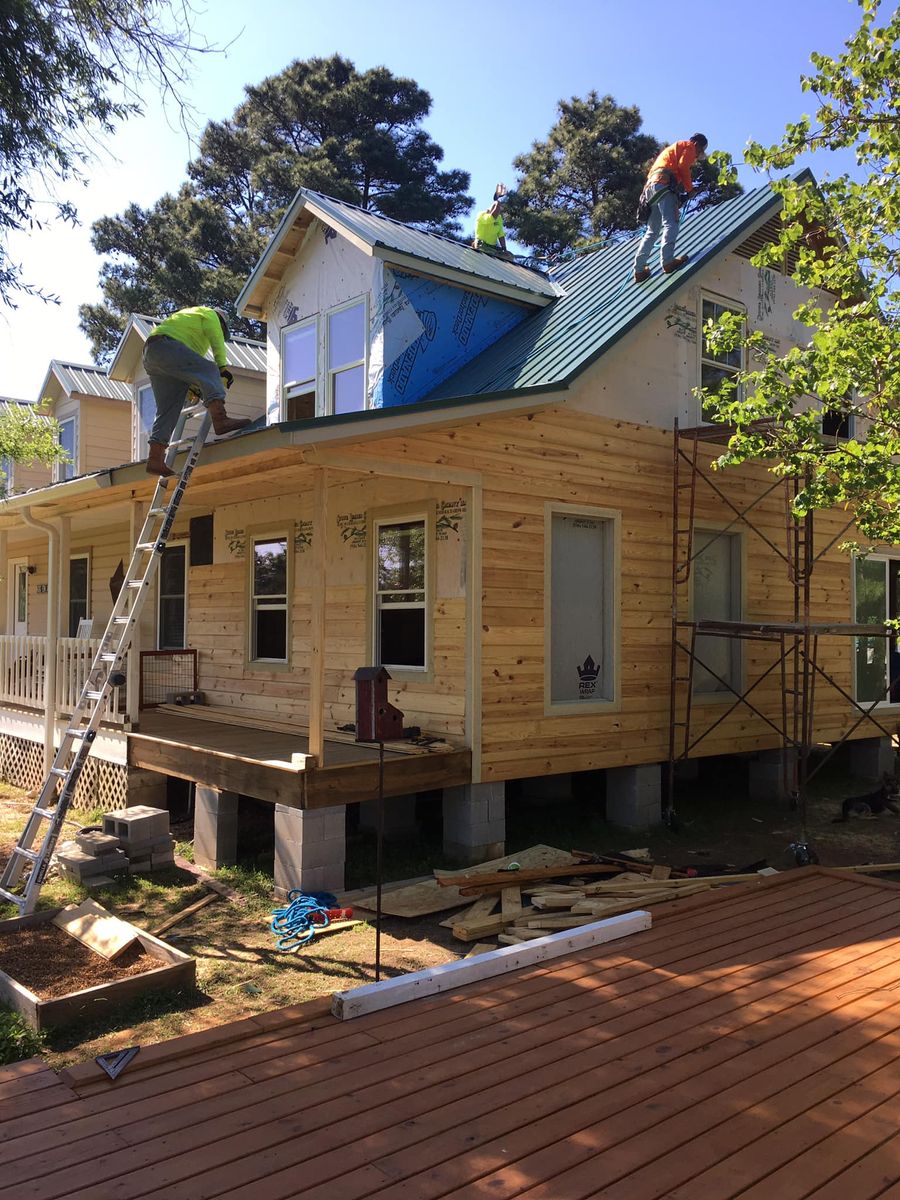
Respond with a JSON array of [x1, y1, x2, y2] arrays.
[[4, 869, 900, 1198]]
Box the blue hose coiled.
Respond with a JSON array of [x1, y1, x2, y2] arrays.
[[270, 889, 332, 952]]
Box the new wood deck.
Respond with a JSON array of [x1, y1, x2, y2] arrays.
[[128, 708, 472, 808], [4, 868, 900, 1198]]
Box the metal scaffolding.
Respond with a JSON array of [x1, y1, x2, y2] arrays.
[[668, 418, 899, 838]]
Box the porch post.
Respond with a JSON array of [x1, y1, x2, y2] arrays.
[[58, 516, 70, 638], [21, 508, 59, 774], [309, 467, 327, 764], [126, 500, 144, 725], [0, 530, 7, 634]]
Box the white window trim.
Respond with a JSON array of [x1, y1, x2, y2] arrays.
[[55, 415, 78, 482], [281, 314, 319, 419], [699, 292, 746, 422], [68, 553, 91, 639], [0, 457, 14, 495], [247, 527, 292, 667], [544, 502, 621, 716], [156, 540, 188, 650], [852, 552, 900, 708], [9, 558, 28, 636], [689, 525, 745, 701], [368, 503, 434, 681], [136, 381, 156, 461], [325, 294, 368, 417]]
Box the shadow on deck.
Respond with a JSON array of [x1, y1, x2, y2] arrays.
[[128, 707, 472, 809]]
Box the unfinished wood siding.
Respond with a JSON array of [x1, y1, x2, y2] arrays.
[[316, 406, 863, 782], [194, 476, 468, 737]]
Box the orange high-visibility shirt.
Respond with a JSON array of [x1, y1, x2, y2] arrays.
[[646, 141, 700, 194]]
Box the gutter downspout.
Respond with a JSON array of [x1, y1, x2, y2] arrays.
[[22, 508, 59, 774]]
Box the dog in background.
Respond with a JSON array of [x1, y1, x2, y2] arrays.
[[832, 772, 900, 823]]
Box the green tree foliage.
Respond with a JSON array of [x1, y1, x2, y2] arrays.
[[503, 92, 742, 256], [0, 402, 66, 495], [81, 55, 473, 359], [0, 0, 209, 306], [701, 0, 900, 546]]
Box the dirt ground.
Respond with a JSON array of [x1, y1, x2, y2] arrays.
[[1, 751, 899, 1069]]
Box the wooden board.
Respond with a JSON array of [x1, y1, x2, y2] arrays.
[[51, 900, 139, 961]]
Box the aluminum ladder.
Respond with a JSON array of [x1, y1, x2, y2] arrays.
[[0, 399, 212, 914]]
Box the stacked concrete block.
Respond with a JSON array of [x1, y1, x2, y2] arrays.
[[274, 804, 345, 899], [103, 805, 175, 873], [56, 832, 128, 884], [442, 782, 506, 864]]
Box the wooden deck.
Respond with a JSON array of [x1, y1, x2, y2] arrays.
[[4, 868, 900, 1198], [127, 708, 472, 808]]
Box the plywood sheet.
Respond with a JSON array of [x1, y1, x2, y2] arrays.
[[51, 900, 139, 961]]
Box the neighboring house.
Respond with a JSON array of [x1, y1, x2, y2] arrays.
[[107, 314, 267, 461], [0, 175, 883, 896], [38, 361, 133, 482], [0, 398, 53, 497]]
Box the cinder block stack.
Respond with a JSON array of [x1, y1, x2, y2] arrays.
[[102, 806, 175, 873], [57, 830, 129, 884]]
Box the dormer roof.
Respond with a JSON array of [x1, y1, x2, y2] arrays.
[[39, 361, 132, 405], [236, 188, 561, 321], [107, 314, 267, 383]]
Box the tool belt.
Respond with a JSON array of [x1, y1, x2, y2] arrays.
[[637, 170, 679, 223]]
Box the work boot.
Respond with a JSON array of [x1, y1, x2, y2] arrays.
[[207, 399, 252, 437], [662, 255, 689, 274], [146, 442, 174, 478], [634, 267, 651, 283]]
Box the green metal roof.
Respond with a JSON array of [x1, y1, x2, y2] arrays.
[[427, 175, 805, 402]]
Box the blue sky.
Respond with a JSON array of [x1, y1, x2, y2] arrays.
[[0, 0, 863, 400]]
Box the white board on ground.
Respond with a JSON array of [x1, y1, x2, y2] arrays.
[[52, 899, 140, 961], [332, 910, 651, 1020]]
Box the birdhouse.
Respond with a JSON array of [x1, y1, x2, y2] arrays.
[[354, 666, 404, 743]]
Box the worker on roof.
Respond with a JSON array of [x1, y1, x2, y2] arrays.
[[474, 194, 512, 260], [142, 306, 251, 476], [633, 133, 708, 284]]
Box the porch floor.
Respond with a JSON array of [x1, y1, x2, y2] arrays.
[[5, 869, 900, 1198], [128, 707, 472, 809]]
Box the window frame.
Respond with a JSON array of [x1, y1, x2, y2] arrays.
[[325, 295, 368, 417], [852, 551, 900, 707], [689, 525, 745, 699], [156, 540, 188, 650], [544, 502, 621, 716], [136, 382, 156, 461], [68, 553, 90, 639], [55, 416, 78, 482], [699, 292, 746, 421], [281, 314, 319, 421], [246, 524, 293, 669], [367, 502, 434, 681], [0, 456, 14, 495]]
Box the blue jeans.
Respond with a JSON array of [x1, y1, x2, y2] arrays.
[[142, 336, 226, 446], [634, 186, 680, 272]]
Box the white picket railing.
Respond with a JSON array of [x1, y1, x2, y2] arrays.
[[0, 635, 126, 724]]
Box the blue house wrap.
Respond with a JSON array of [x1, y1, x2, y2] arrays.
[[371, 269, 528, 409]]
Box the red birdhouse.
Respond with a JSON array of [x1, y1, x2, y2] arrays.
[[354, 666, 404, 743]]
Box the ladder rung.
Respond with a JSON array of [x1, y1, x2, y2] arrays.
[[49, 767, 69, 777], [135, 542, 159, 552], [126, 581, 147, 589], [68, 729, 92, 739], [84, 690, 105, 701], [171, 436, 195, 448], [183, 404, 206, 417], [33, 807, 56, 819], [149, 507, 169, 517], [0, 886, 24, 908], [13, 847, 39, 862], [113, 617, 130, 624], [100, 653, 118, 662]]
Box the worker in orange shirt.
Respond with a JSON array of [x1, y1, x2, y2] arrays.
[[633, 133, 708, 283]]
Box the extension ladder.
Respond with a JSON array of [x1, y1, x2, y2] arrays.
[[0, 399, 213, 914]]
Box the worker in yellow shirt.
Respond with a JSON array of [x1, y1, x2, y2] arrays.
[[142, 306, 251, 476], [474, 200, 510, 258]]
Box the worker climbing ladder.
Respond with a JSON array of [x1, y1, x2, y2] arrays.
[[0, 398, 213, 914]]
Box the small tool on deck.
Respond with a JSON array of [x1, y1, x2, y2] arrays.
[[95, 1046, 140, 1081]]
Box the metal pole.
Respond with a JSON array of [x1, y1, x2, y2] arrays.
[[375, 739, 384, 983]]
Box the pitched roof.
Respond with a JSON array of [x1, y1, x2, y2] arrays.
[[40, 361, 132, 403], [237, 188, 560, 320], [107, 314, 267, 382], [428, 173, 805, 402]]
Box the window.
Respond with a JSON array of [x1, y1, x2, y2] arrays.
[[375, 519, 426, 670], [548, 510, 616, 706], [282, 317, 317, 420], [68, 556, 89, 637], [55, 417, 77, 481], [692, 531, 742, 694], [327, 299, 366, 415], [251, 536, 288, 662], [0, 456, 12, 495], [822, 394, 855, 441], [700, 296, 744, 417], [137, 384, 156, 459], [158, 544, 187, 649], [854, 556, 900, 704]]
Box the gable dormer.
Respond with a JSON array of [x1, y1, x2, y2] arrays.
[[108, 314, 267, 461], [39, 362, 132, 479], [236, 189, 560, 425]]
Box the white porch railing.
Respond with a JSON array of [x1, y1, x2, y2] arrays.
[[0, 635, 126, 725]]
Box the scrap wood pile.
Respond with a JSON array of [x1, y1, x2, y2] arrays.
[[438, 851, 773, 943]]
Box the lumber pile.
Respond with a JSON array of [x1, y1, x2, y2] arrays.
[[447, 867, 769, 943]]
